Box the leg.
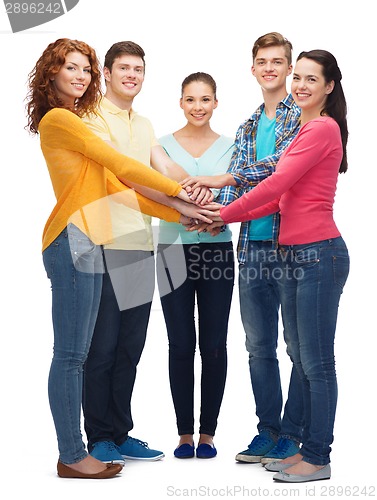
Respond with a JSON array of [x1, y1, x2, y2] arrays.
[[84, 250, 154, 449], [295, 238, 349, 465], [281, 238, 349, 469], [280, 365, 304, 443], [239, 241, 282, 436], [278, 253, 309, 445], [157, 244, 197, 437], [83, 270, 122, 451], [113, 300, 152, 445], [43, 224, 103, 464], [196, 242, 234, 437], [278, 266, 305, 444], [107, 249, 155, 446], [261, 261, 304, 465]]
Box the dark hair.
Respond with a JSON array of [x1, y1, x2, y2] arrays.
[[252, 32, 293, 65], [104, 41, 145, 72], [297, 50, 348, 173], [25, 38, 102, 135], [181, 72, 217, 99]]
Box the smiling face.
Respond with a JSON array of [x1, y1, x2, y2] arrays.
[[103, 54, 145, 108], [180, 80, 218, 128], [251, 45, 292, 96], [291, 57, 334, 122], [51, 51, 92, 108]]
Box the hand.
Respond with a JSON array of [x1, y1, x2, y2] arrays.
[[173, 198, 215, 224], [177, 186, 213, 205], [200, 201, 224, 220], [208, 225, 222, 236], [180, 215, 197, 227], [185, 220, 224, 235], [177, 188, 193, 203], [206, 220, 226, 233], [185, 221, 208, 232], [186, 185, 214, 205], [181, 174, 234, 190]]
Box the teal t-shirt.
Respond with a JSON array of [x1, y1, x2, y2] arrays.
[[248, 110, 276, 241]]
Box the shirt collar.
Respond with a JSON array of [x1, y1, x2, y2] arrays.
[[249, 93, 297, 123], [101, 96, 137, 119]]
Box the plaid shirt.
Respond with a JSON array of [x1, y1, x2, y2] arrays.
[[217, 94, 301, 264]]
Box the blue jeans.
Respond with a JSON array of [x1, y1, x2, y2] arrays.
[[157, 242, 234, 436], [239, 241, 303, 442], [83, 249, 154, 450], [279, 237, 349, 465], [42, 224, 103, 464]]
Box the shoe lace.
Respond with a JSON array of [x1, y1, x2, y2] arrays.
[[95, 441, 120, 452], [275, 438, 294, 454], [248, 433, 271, 451], [127, 436, 149, 448]]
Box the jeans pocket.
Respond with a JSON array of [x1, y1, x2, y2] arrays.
[[332, 255, 350, 290], [294, 245, 320, 265], [67, 224, 102, 273], [43, 240, 61, 279]]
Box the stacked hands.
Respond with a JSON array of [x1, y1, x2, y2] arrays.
[[176, 175, 225, 235]]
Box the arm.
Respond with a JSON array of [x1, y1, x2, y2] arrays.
[[230, 134, 293, 189], [220, 199, 280, 224], [225, 109, 301, 189], [80, 118, 200, 210], [150, 144, 188, 181], [181, 121, 263, 207], [150, 143, 214, 204], [220, 120, 334, 224], [180, 173, 236, 190], [40, 109, 183, 198], [188, 197, 280, 233], [107, 181, 210, 225], [115, 180, 215, 224]]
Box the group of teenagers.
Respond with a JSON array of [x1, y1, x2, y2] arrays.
[[25, 31, 350, 483]]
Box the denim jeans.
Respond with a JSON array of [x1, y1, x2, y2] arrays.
[[279, 237, 349, 465], [83, 249, 154, 450], [43, 224, 103, 464], [239, 241, 303, 442], [157, 242, 234, 436]]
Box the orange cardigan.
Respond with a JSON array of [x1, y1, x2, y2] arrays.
[[38, 108, 181, 251]]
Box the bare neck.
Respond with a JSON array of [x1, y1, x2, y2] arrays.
[[174, 122, 220, 157], [176, 122, 216, 138], [262, 88, 288, 119], [105, 88, 133, 112]]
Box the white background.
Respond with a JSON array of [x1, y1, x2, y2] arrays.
[[0, 1, 375, 498]]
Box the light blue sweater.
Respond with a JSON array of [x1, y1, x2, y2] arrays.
[[158, 134, 234, 244]]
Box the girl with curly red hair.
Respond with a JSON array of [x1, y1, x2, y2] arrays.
[[26, 38, 195, 479]]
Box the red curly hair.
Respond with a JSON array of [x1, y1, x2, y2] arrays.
[[26, 38, 102, 134]]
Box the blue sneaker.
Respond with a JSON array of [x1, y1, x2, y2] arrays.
[[119, 436, 165, 461], [235, 431, 277, 463], [90, 441, 125, 465], [261, 437, 300, 464]]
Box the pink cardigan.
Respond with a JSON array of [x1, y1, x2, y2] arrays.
[[220, 117, 343, 245]]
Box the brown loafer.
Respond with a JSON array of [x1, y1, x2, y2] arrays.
[[57, 461, 123, 479]]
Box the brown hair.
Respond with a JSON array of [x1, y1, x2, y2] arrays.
[[25, 38, 102, 134], [104, 41, 145, 72], [252, 32, 293, 65], [181, 72, 217, 99], [297, 50, 348, 173]]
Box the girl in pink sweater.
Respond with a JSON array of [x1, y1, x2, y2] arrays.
[[212, 50, 350, 483]]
